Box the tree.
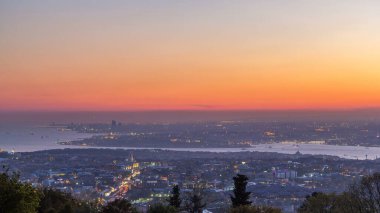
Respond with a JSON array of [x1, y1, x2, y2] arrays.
[[59, 204, 73, 213], [297, 192, 337, 213], [185, 188, 206, 213], [345, 172, 380, 212], [147, 203, 177, 213], [229, 205, 282, 213], [101, 199, 138, 213], [0, 167, 41, 213], [38, 188, 96, 213], [38, 188, 75, 213], [231, 174, 252, 208], [332, 192, 360, 213], [298, 173, 380, 213], [167, 185, 181, 209]]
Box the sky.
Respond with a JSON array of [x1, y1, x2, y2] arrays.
[[1, 0, 380, 111]]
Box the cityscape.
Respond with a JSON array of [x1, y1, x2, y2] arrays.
[[3, 143, 378, 212], [63, 120, 380, 148], [2, 0, 380, 212], [2, 119, 380, 212]]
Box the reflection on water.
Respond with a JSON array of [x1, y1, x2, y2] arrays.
[[0, 125, 94, 152], [102, 144, 379, 160], [1, 125, 379, 160]]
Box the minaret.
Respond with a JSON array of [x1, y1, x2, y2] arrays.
[[129, 152, 135, 162]]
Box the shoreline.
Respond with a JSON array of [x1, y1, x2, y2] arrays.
[[2, 124, 380, 161], [3, 142, 376, 161]]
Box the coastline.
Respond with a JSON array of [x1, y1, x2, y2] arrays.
[[1, 124, 379, 160]]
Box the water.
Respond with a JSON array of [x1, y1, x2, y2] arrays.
[[0, 125, 94, 152], [1, 111, 380, 159], [0, 125, 378, 160], [78, 144, 379, 160]]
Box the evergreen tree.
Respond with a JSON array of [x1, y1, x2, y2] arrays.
[[167, 185, 181, 209], [231, 174, 252, 208]]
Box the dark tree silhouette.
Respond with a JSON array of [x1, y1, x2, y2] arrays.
[[231, 174, 252, 208], [0, 167, 41, 213], [167, 185, 181, 209], [147, 203, 177, 213], [229, 205, 282, 213], [297, 192, 337, 213], [38, 188, 96, 213], [39, 188, 75, 213], [185, 188, 206, 213], [101, 199, 138, 213], [298, 173, 380, 213], [346, 172, 380, 212]]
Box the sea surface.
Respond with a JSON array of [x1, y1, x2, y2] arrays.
[[0, 124, 379, 160], [0, 125, 94, 152], [1, 111, 380, 159]]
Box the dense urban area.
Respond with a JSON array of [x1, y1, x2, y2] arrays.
[[2, 120, 380, 212], [62, 120, 380, 148], [1, 147, 379, 211]]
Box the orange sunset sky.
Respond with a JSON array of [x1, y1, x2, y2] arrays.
[[1, 1, 380, 111]]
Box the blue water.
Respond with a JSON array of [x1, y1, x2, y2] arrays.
[[1, 111, 380, 159], [0, 124, 379, 160], [0, 125, 94, 152]]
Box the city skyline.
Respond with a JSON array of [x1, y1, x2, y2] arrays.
[[1, 1, 380, 111]]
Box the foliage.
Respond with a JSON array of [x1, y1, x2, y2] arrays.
[[347, 172, 380, 212], [229, 205, 282, 213], [147, 203, 177, 213], [298, 173, 380, 213], [38, 188, 96, 213], [5, 164, 380, 213], [231, 174, 252, 208], [297, 192, 337, 213], [184, 188, 206, 213], [167, 185, 181, 209], [0, 167, 41, 213], [101, 199, 138, 213]]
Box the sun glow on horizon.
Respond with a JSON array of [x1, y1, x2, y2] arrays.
[[1, 1, 380, 111]]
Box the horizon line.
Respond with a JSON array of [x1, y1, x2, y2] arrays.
[[2, 107, 380, 113]]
